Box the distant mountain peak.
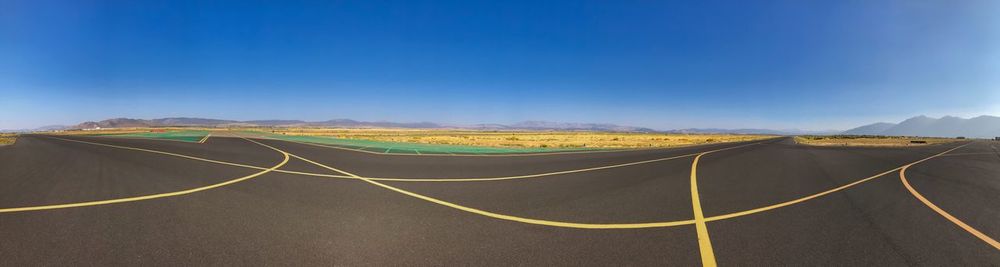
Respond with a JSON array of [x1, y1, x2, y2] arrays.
[[843, 115, 1000, 138]]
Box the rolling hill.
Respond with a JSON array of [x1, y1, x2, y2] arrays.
[[842, 115, 1000, 138]]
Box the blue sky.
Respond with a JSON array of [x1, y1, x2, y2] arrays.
[[1, 1, 998, 131]]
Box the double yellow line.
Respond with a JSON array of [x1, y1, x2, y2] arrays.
[[6, 136, 760, 232], [29, 136, 979, 232]]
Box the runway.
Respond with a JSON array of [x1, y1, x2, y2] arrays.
[[0, 134, 997, 266]]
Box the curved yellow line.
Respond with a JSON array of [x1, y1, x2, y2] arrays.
[[266, 135, 779, 157], [0, 137, 289, 213], [294, 142, 972, 229], [41, 135, 978, 233], [287, 153, 696, 229], [899, 155, 1000, 250], [50, 136, 758, 182], [705, 143, 970, 222], [52, 137, 274, 170], [689, 153, 717, 266]]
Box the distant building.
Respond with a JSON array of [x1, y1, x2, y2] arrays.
[[995, 137, 1000, 141]]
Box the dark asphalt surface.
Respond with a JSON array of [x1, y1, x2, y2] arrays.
[[0, 135, 997, 266]]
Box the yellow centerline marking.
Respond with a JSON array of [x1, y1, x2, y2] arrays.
[[281, 147, 697, 229], [51, 136, 760, 183], [704, 143, 970, 222], [899, 153, 1000, 251], [38, 135, 979, 235], [242, 133, 762, 230], [0, 137, 288, 213], [268, 135, 777, 157], [689, 153, 717, 266]]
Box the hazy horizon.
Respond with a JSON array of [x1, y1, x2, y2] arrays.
[[10, 114, 1000, 134], [3, 1, 998, 130]]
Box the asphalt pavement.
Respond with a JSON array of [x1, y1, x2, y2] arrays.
[[0, 134, 997, 266]]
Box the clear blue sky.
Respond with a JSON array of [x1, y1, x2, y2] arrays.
[[1, 1, 998, 130]]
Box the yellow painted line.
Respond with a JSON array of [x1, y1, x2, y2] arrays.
[[0, 137, 289, 213], [251, 132, 756, 230], [899, 156, 1000, 251], [50, 135, 762, 183], [704, 143, 971, 222], [284, 150, 697, 229], [54, 132, 983, 242], [51, 137, 274, 171], [689, 153, 717, 266], [352, 143, 760, 182], [198, 133, 212, 144], [36, 135, 978, 235], [266, 135, 780, 157], [323, 151, 704, 182]]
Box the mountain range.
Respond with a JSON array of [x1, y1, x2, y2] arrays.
[[62, 118, 850, 134], [842, 115, 1000, 138], [65, 117, 659, 132]]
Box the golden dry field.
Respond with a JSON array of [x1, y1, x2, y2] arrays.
[[0, 133, 16, 145], [264, 128, 775, 148], [795, 135, 959, 147]]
